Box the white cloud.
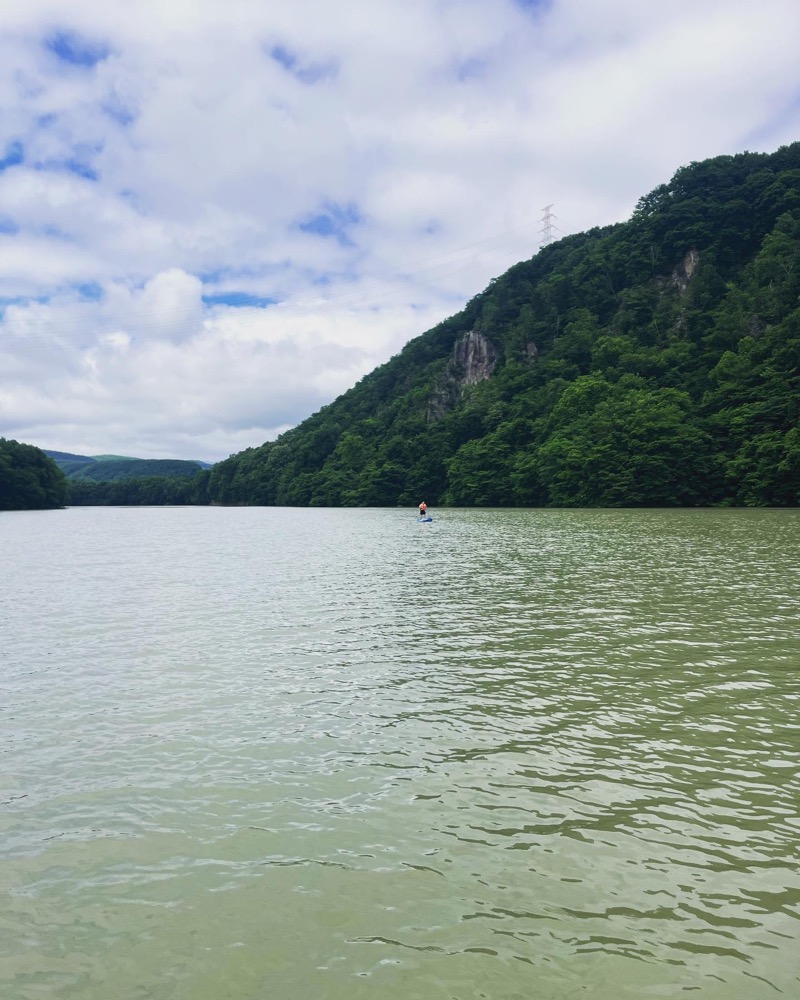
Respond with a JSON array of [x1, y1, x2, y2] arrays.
[[1, 0, 800, 460]]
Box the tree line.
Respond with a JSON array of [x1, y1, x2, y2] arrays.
[[66, 473, 210, 506]]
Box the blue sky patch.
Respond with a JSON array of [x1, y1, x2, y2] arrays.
[[269, 44, 336, 85], [0, 216, 19, 234], [45, 30, 110, 67], [76, 282, 104, 301], [513, 0, 552, 10], [298, 202, 361, 246], [64, 158, 99, 181], [32, 156, 100, 182], [0, 141, 24, 172], [203, 292, 278, 308], [0, 293, 48, 317], [199, 263, 288, 286]]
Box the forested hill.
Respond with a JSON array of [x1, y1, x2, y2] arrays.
[[1, 438, 67, 510], [207, 143, 800, 508]]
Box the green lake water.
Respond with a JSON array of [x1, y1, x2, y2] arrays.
[[1, 506, 799, 999]]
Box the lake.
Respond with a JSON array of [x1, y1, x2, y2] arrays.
[[2, 506, 799, 999]]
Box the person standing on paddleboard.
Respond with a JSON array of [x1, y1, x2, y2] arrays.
[[418, 501, 427, 517]]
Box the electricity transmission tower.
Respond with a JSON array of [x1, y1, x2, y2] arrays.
[[539, 204, 557, 248]]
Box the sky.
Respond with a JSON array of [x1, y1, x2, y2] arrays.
[[1, 0, 799, 462]]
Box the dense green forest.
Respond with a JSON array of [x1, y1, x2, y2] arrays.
[[67, 472, 210, 506], [0, 438, 67, 510], [65, 142, 800, 509]]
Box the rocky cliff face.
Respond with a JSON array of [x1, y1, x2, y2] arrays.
[[672, 248, 700, 294], [426, 330, 498, 421], [452, 329, 498, 384]]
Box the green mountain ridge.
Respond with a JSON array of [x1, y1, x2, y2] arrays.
[[198, 142, 800, 508], [45, 451, 212, 482]]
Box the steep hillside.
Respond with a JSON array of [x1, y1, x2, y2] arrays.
[[206, 142, 800, 507]]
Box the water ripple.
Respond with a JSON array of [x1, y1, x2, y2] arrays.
[[1, 506, 799, 999]]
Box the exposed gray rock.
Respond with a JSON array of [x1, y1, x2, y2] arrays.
[[452, 329, 498, 385], [426, 330, 498, 422], [672, 248, 700, 294]]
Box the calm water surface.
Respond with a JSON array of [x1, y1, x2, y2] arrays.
[[1, 506, 799, 999]]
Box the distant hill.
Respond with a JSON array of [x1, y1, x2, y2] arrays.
[[45, 451, 212, 481], [44, 450, 98, 463], [69, 458, 210, 483], [42, 450, 99, 477]]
